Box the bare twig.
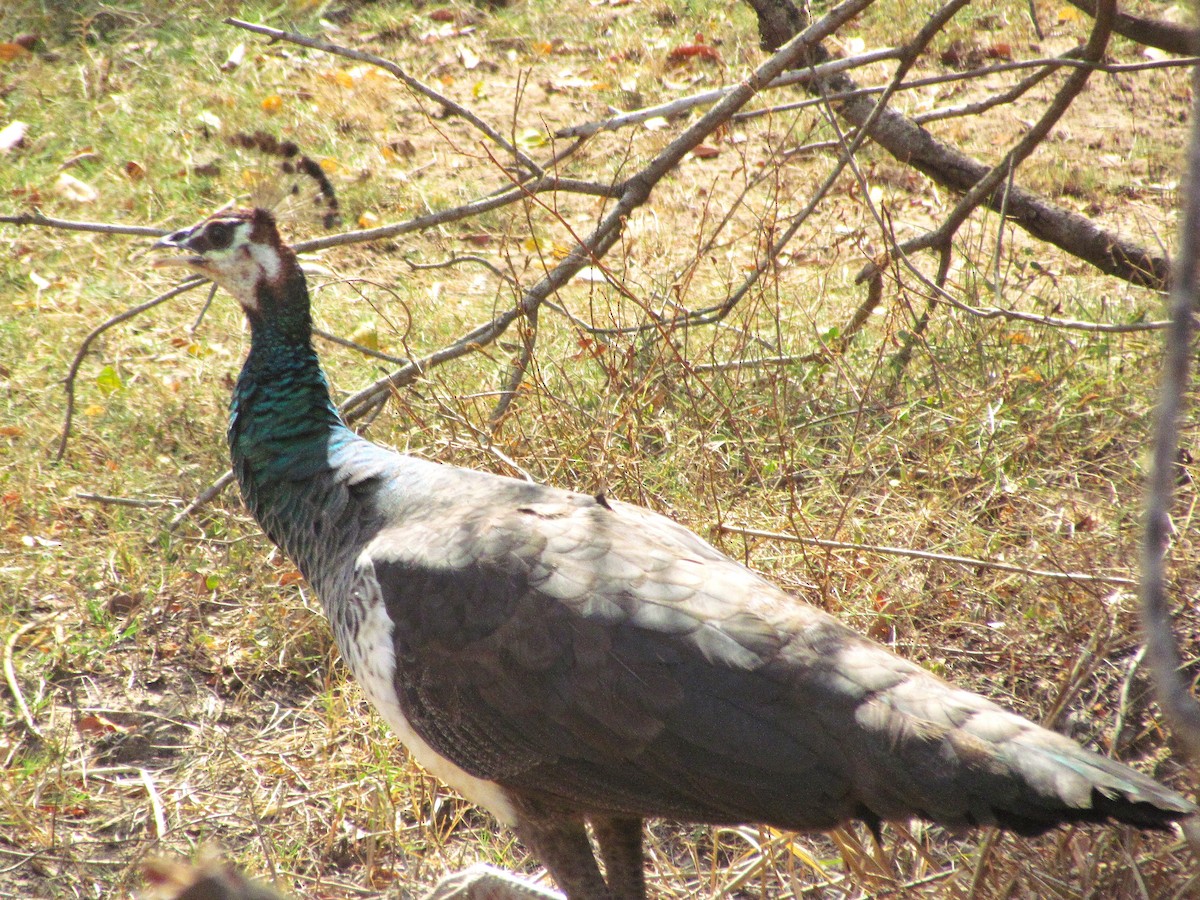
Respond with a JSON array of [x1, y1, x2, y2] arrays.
[[75, 492, 181, 509], [1139, 43, 1200, 759], [913, 0, 1116, 263], [165, 470, 238, 533], [714, 0, 964, 334], [55, 278, 208, 461], [0, 210, 164, 236], [1113, 645, 1148, 756], [556, 45, 1198, 140], [290, 174, 622, 255], [726, 54, 1200, 127], [225, 18, 543, 178], [139, 768, 168, 840], [4, 617, 56, 741], [313, 327, 410, 367], [716, 524, 1138, 586], [555, 47, 902, 139], [489, 304, 538, 427], [692, 353, 825, 373]]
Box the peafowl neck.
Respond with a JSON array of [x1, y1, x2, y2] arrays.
[[228, 272, 368, 584]]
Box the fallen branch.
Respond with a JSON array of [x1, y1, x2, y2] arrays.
[[744, 0, 1170, 289], [716, 524, 1138, 586], [1066, 0, 1200, 55]]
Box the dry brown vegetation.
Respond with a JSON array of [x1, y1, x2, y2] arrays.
[[1, 0, 1198, 897]]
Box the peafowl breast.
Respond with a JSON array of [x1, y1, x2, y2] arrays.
[[153, 208, 1195, 900]]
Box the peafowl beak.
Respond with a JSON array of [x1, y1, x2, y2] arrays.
[[150, 227, 205, 270]]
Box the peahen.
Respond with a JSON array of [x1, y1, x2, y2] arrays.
[[153, 207, 1195, 899]]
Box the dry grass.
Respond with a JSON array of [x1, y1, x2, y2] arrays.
[[1, 0, 1197, 897]]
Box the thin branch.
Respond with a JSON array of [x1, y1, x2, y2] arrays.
[[313, 327, 410, 367], [489, 295, 538, 427], [716, 524, 1139, 586], [165, 470, 238, 533], [728, 54, 1200, 124], [75, 492, 181, 509], [55, 278, 208, 461], [555, 47, 903, 139], [911, 290, 1166, 333], [289, 174, 622, 255], [912, 48, 1081, 125], [4, 617, 57, 741], [556, 47, 1199, 139], [1139, 48, 1200, 758], [692, 353, 824, 373], [0, 210, 164, 236], [225, 18, 543, 178], [711, 0, 963, 333]]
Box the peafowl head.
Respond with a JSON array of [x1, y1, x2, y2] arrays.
[[152, 208, 309, 331]]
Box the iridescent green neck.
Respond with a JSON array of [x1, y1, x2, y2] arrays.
[[227, 278, 349, 567]]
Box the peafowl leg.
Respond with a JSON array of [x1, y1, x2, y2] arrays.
[[516, 814, 613, 900], [591, 817, 645, 900]]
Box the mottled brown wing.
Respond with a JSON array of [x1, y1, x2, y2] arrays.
[[365, 484, 1192, 833]]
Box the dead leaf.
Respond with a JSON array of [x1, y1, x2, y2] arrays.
[[106, 592, 141, 616], [574, 266, 607, 283], [458, 45, 481, 70], [667, 42, 722, 64], [220, 42, 245, 72], [197, 111, 222, 132], [78, 714, 126, 736], [123, 160, 146, 180], [349, 320, 379, 351], [691, 144, 720, 159], [0, 120, 28, 153], [55, 172, 99, 203], [0, 43, 30, 62]]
